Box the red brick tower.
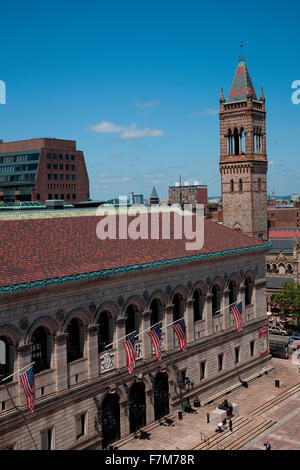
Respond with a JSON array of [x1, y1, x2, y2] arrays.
[[219, 49, 268, 241]]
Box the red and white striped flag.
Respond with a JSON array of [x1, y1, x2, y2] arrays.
[[172, 319, 187, 352], [148, 325, 162, 361], [230, 301, 243, 332], [123, 336, 136, 374], [19, 365, 35, 413]]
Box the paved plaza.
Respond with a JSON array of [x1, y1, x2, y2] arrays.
[[116, 357, 300, 451]]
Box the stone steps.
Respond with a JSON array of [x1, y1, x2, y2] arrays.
[[249, 383, 300, 417], [193, 416, 250, 450], [193, 415, 275, 451]]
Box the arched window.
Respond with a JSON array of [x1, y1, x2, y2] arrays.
[[272, 264, 277, 274], [240, 128, 245, 154], [266, 264, 271, 273], [0, 337, 10, 381], [193, 289, 204, 322], [278, 263, 286, 275], [287, 264, 293, 274], [212, 284, 222, 316], [245, 277, 253, 306], [31, 326, 49, 374], [258, 178, 262, 192], [173, 294, 183, 322], [239, 179, 243, 192], [125, 305, 137, 337], [229, 280, 238, 306], [67, 318, 83, 363], [230, 180, 234, 193], [233, 127, 240, 155], [228, 129, 232, 156], [150, 299, 160, 327], [98, 311, 112, 353]]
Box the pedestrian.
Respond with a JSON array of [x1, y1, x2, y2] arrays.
[[229, 418, 233, 432], [264, 441, 271, 450]]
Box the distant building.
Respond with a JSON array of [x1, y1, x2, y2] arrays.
[[168, 183, 208, 212], [0, 138, 90, 204], [129, 192, 144, 204], [149, 186, 160, 205]]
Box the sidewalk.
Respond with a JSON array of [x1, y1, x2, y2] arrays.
[[117, 358, 300, 450]]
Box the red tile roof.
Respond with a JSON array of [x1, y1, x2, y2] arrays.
[[0, 214, 265, 288]]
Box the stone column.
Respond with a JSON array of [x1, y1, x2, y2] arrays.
[[163, 304, 174, 351], [205, 294, 213, 336], [17, 344, 33, 407], [185, 299, 195, 344], [120, 399, 130, 439], [146, 389, 154, 425], [86, 325, 99, 380], [223, 289, 230, 331], [115, 319, 126, 370], [53, 334, 68, 393], [141, 310, 152, 360]]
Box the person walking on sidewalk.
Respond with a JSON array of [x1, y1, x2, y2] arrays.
[[264, 441, 271, 450], [229, 418, 233, 432]]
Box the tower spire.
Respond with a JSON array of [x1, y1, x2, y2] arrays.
[[239, 43, 245, 62]]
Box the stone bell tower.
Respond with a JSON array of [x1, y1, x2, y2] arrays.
[[219, 48, 268, 241]]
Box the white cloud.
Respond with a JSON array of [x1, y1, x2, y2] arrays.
[[194, 109, 219, 117], [89, 121, 164, 140], [90, 121, 126, 133], [135, 100, 159, 109], [119, 124, 164, 140]]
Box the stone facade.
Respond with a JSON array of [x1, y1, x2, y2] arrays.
[[0, 248, 270, 450]]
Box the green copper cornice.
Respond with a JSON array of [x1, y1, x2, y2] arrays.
[[0, 242, 271, 295]]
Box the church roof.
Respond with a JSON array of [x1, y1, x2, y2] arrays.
[[227, 55, 258, 103], [0, 212, 268, 293]]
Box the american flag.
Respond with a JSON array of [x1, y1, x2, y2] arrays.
[[172, 319, 187, 352], [230, 301, 243, 332], [123, 336, 136, 374], [148, 325, 162, 361], [19, 366, 35, 413]]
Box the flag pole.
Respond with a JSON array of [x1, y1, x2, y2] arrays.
[[1, 362, 35, 383], [0, 364, 38, 450], [103, 301, 238, 351]]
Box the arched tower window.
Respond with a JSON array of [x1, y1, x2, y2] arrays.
[[67, 318, 83, 363], [239, 179, 243, 192], [258, 178, 262, 192], [227, 129, 232, 156], [233, 127, 240, 155], [31, 326, 50, 374], [230, 180, 234, 193], [240, 128, 245, 154]]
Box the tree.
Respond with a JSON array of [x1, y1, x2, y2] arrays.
[[273, 282, 300, 328]]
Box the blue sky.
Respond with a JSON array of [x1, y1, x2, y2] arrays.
[[0, 0, 299, 200]]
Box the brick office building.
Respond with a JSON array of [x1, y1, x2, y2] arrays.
[[168, 184, 208, 213], [219, 51, 268, 241], [0, 138, 90, 204]]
